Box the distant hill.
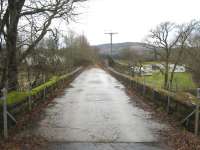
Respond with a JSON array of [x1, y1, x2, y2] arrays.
[[94, 42, 151, 56]]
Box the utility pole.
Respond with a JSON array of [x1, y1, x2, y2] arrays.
[[104, 32, 118, 57]]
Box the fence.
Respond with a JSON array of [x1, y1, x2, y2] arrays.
[[0, 67, 83, 138], [107, 66, 200, 136]]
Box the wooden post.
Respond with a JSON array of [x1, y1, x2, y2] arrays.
[[43, 75, 46, 100], [143, 76, 146, 96], [128, 67, 131, 87], [131, 68, 134, 88], [195, 88, 200, 135], [136, 77, 138, 91], [28, 83, 32, 111], [195, 103, 199, 136], [2, 88, 8, 138], [167, 82, 171, 113], [167, 95, 170, 113], [62, 77, 65, 88], [152, 88, 155, 100]]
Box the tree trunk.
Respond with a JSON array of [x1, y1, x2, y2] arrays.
[[7, 42, 18, 91], [153, 47, 158, 60], [169, 48, 184, 90], [164, 52, 169, 89], [6, 0, 21, 91], [0, 66, 7, 90], [164, 69, 168, 89]]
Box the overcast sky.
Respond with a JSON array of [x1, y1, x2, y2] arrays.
[[64, 0, 200, 45]]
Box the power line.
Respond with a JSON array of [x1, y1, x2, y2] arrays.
[[104, 32, 118, 57]]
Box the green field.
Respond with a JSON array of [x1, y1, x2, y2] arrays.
[[137, 72, 196, 91], [116, 60, 197, 91]]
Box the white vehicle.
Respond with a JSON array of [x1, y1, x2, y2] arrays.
[[169, 64, 186, 73], [152, 63, 186, 73]]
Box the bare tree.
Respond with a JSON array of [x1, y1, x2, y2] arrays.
[[184, 24, 200, 86], [64, 30, 77, 48], [146, 21, 197, 89], [147, 22, 178, 89], [169, 21, 198, 86], [0, 0, 86, 91]]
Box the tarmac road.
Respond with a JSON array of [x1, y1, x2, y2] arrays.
[[30, 68, 168, 150]]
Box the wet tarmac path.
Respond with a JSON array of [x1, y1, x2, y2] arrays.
[[31, 68, 168, 150]]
